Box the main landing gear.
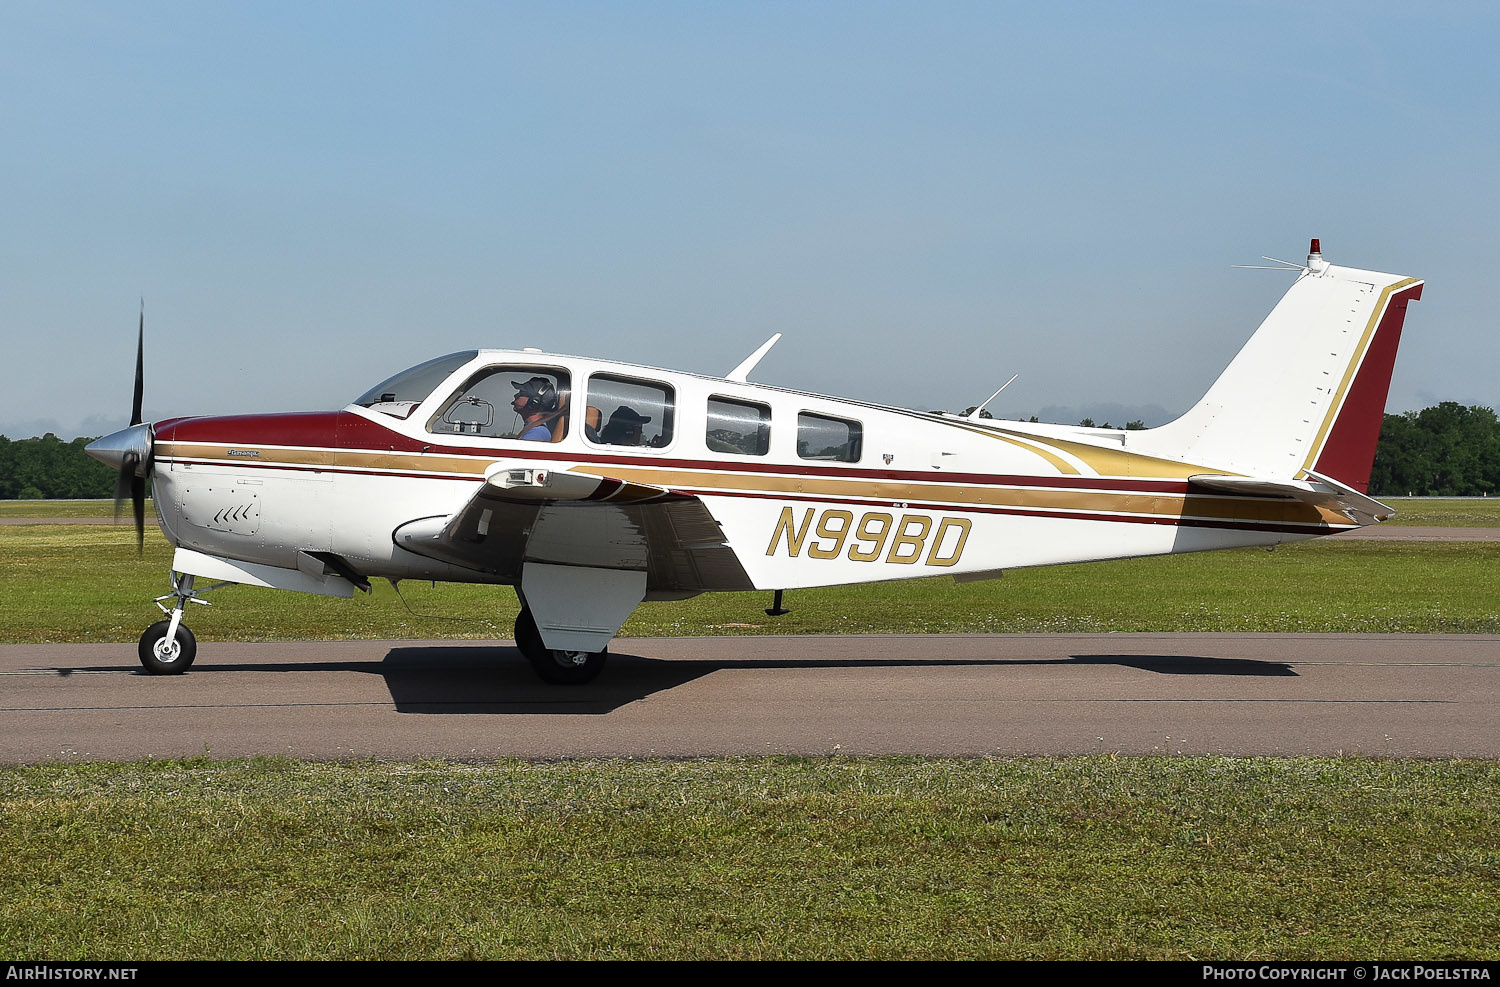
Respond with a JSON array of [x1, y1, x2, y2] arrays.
[[513, 608, 608, 685], [137, 573, 226, 674]]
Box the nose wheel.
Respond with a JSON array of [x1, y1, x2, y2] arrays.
[[139, 619, 197, 674], [514, 608, 608, 685]]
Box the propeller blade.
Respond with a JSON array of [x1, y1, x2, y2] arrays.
[[131, 474, 146, 551], [112, 454, 134, 522], [131, 303, 145, 427], [100, 303, 150, 551]]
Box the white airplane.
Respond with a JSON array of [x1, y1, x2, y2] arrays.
[[87, 240, 1422, 684]]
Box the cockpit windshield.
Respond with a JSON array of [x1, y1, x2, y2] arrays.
[[353, 351, 477, 418]]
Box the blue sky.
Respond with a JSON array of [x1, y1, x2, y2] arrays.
[[3, 1, 1495, 438]]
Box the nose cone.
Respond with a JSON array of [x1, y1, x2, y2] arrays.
[[86, 422, 154, 475]]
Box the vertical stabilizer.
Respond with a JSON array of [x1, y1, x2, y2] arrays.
[[1137, 243, 1422, 493]]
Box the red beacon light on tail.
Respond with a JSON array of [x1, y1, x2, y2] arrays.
[[1307, 237, 1329, 274]]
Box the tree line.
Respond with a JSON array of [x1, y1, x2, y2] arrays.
[[0, 434, 121, 500], [1368, 402, 1500, 497], [1, 402, 1496, 498]]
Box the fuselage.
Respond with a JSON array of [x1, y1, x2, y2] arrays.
[[148, 348, 1351, 594]]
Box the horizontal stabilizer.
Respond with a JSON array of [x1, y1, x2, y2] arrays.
[[1187, 473, 1394, 526]]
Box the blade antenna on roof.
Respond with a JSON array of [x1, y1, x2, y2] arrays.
[[725, 333, 782, 383], [967, 374, 1018, 420]]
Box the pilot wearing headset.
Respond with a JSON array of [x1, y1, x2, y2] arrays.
[[511, 377, 560, 441]]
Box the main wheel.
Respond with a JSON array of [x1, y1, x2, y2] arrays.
[[138, 620, 197, 674], [514, 609, 608, 685]]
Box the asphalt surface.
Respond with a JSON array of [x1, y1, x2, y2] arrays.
[[3, 633, 1497, 761]]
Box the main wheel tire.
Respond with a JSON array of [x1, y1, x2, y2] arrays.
[[138, 620, 197, 674], [514, 609, 608, 685]]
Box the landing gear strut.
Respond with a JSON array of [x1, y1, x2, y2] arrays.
[[137, 573, 226, 675], [514, 608, 608, 685]]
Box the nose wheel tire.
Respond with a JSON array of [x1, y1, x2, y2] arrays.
[[514, 609, 607, 685], [138, 620, 197, 674]]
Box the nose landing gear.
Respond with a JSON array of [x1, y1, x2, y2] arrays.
[[137, 573, 227, 674]]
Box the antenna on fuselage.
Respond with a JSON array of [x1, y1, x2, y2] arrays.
[[726, 333, 782, 382], [966, 374, 1018, 420]]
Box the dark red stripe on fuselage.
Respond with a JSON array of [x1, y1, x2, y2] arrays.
[[155, 411, 346, 447]]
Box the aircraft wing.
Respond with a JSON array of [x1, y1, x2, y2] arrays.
[[391, 461, 755, 594], [1187, 473, 1394, 526]]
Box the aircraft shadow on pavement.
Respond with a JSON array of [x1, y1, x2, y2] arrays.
[[93, 646, 1294, 715], [377, 646, 718, 714], [1068, 654, 1297, 676], [374, 647, 1297, 714]]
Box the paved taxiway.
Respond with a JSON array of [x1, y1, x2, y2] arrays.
[[2, 634, 1497, 761]]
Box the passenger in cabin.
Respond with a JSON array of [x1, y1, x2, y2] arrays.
[[511, 377, 560, 441], [599, 406, 652, 446]]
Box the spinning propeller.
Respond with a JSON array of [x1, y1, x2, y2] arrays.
[[84, 306, 155, 551]]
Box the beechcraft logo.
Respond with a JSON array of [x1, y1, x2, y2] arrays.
[[882, 453, 894, 465]]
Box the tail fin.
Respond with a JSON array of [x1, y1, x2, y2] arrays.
[[1141, 241, 1423, 493]]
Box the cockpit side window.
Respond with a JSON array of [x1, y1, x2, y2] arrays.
[[354, 351, 477, 419], [797, 412, 862, 463], [707, 396, 771, 456], [428, 366, 571, 441], [586, 374, 674, 448]]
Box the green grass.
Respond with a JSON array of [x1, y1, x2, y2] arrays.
[[0, 498, 158, 518], [1, 756, 1496, 960], [3, 523, 1499, 643], [1381, 497, 1500, 527]]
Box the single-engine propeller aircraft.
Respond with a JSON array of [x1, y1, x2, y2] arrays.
[[87, 240, 1422, 683]]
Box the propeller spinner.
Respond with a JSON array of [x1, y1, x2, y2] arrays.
[[84, 306, 154, 550]]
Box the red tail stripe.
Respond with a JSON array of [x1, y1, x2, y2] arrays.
[[1312, 283, 1423, 493]]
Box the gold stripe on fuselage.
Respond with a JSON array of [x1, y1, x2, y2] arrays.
[[159, 442, 488, 477], [990, 429, 1221, 480], [158, 441, 1347, 528], [564, 465, 1343, 526], [922, 417, 1222, 480]]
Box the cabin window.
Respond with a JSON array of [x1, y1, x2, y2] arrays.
[[586, 374, 674, 448], [797, 412, 861, 463], [354, 351, 477, 418], [706, 397, 771, 456], [427, 366, 571, 442]]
